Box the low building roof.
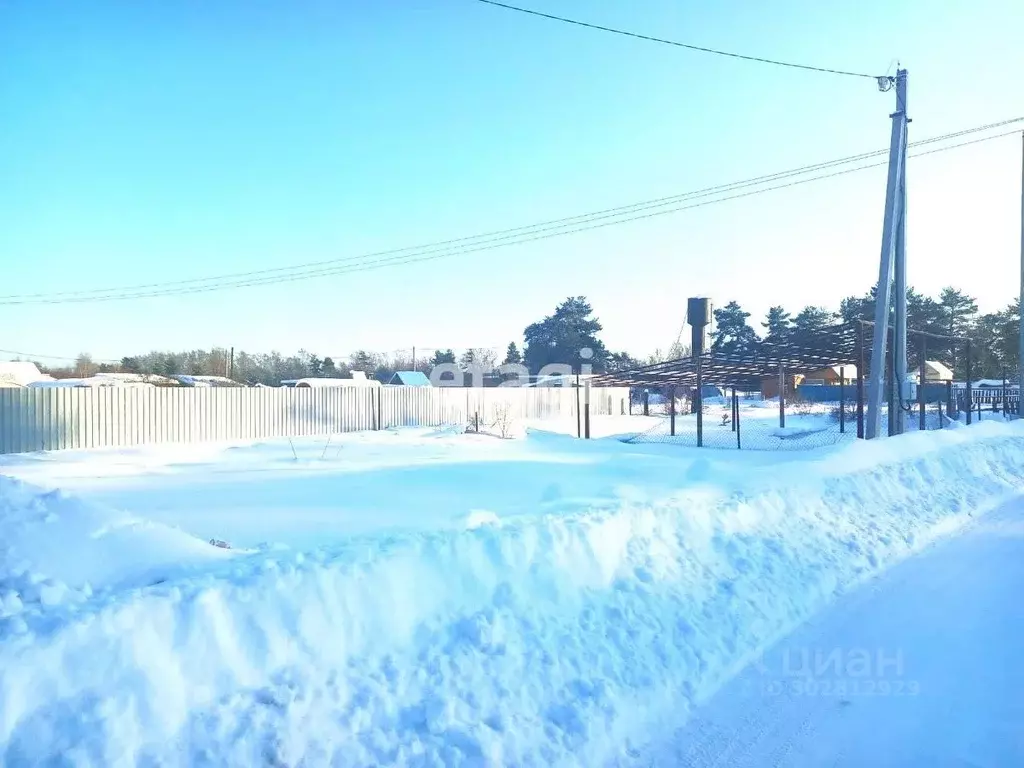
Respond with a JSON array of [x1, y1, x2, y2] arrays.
[[923, 360, 954, 380], [388, 371, 431, 386], [0, 361, 54, 387]]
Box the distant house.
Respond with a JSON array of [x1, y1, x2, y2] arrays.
[[920, 360, 953, 383], [92, 372, 175, 387], [0, 361, 54, 388], [969, 379, 1018, 389], [27, 379, 92, 389], [27, 376, 149, 389], [286, 371, 382, 389], [762, 365, 856, 399], [801, 365, 857, 387], [388, 371, 431, 387], [171, 374, 244, 388], [761, 374, 803, 400]]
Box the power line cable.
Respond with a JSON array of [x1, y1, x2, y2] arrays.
[[3, 118, 1017, 303], [0, 349, 120, 363], [4, 129, 1017, 306], [473, 0, 880, 79], [3, 124, 1020, 306]]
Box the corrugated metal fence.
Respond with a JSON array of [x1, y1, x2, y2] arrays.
[[0, 386, 629, 454]]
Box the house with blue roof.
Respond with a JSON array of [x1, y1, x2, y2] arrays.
[[388, 371, 431, 387]]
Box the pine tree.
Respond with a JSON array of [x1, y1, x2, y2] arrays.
[[790, 306, 837, 348], [523, 296, 609, 373], [607, 351, 642, 371], [429, 349, 456, 366], [503, 342, 522, 365], [938, 287, 978, 379], [710, 301, 758, 356], [939, 288, 978, 335], [762, 306, 792, 344]]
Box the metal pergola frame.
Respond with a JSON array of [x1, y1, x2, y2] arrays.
[[591, 324, 860, 389], [590, 320, 970, 443]]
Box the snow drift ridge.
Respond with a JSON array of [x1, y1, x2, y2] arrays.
[[2, 424, 1024, 766]]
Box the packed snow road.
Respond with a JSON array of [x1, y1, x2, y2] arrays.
[[643, 495, 1024, 768]]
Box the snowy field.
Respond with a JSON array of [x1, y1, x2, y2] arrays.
[[2, 416, 1024, 765], [631, 397, 1007, 450], [630, 398, 849, 449]]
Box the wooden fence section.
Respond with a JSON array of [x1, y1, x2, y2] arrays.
[[0, 385, 629, 454]]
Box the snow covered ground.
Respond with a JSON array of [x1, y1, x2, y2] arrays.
[[630, 399, 847, 449], [2, 417, 1024, 765], [632, 397, 1014, 450]]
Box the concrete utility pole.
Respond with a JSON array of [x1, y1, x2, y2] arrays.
[[866, 69, 909, 439], [1019, 132, 1024, 417], [892, 74, 909, 434]]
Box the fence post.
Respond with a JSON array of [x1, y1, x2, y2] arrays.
[[965, 340, 973, 425], [696, 357, 704, 448], [575, 374, 581, 438], [730, 385, 736, 432], [734, 387, 741, 449], [857, 321, 865, 438], [643, 389, 649, 416], [778, 363, 785, 429], [918, 336, 926, 431], [377, 387, 383, 430], [839, 366, 846, 434], [584, 381, 591, 439], [669, 385, 676, 436], [946, 380, 954, 420]]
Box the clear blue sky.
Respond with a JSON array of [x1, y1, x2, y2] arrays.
[[1, 0, 1022, 364]]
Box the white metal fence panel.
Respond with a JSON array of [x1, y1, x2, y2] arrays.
[[0, 385, 630, 454]]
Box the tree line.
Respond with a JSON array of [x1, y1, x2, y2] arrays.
[[711, 287, 1018, 380], [37, 297, 635, 385], [32, 288, 1018, 385]]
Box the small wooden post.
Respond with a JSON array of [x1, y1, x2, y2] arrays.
[[669, 385, 676, 436], [965, 340, 973, 425], [575, 374, 581, 438], [734, 387, 741, 449], [584, 381, 591, 439], [857, 321, 865, 438], [696, 357, 704, 447], [778, 363, 785, 429], [918, 336, 926, 431], [839, 366, 846, 434]]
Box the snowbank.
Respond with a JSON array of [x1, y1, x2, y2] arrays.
[[0, 476, 236, 602], [1, 423, 1024, 765]]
